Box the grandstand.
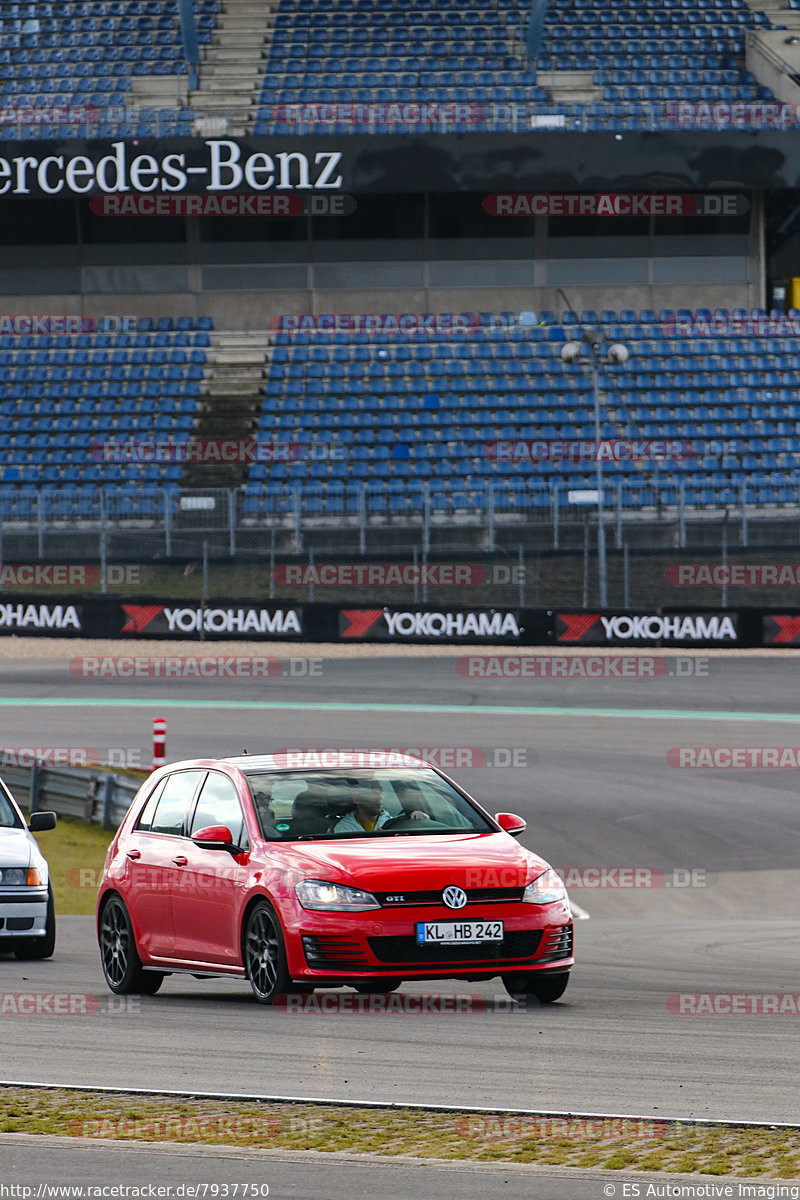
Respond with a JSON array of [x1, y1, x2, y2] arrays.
[[1, 0, 800, 586], [0, 0, 787, 136], [1, 305, 798, 523]]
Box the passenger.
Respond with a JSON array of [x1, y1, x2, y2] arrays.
[[334, 782, 429, 834], [251, 783, 280, 838]]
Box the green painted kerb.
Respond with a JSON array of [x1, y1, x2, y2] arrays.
[[0, 698, 798, 722]]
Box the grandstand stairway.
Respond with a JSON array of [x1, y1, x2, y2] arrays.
[[128, 69, 189, 118], [190, 0, 276, 132], [182, 330, 271, 489], [539, 69, 603, 107], [745, 0, 800, 22]]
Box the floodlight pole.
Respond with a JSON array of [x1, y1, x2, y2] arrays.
[[590, 347, 608, 608], [562, 327, 628, 609]]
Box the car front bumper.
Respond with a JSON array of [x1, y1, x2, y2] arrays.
[[0, 887, 49, 938], [284, 900, 574, 983]]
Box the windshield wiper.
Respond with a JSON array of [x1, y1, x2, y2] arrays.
[[377, 828, 464, 836]]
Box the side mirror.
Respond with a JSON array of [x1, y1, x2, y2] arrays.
[[192, 824, 235, 850], [29, 812, 57, 832], [495, 812, 527, 838]]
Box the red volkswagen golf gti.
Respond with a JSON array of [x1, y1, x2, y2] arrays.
[[96, 754, 574, 1004]]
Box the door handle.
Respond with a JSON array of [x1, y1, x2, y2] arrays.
[[173, 855, 188, 866], [126, 850, 141, 860]]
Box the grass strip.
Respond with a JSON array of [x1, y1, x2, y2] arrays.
[[0, 1088, 797, 1177], [29, 815, 116, 918]]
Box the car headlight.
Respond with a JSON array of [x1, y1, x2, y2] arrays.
[[522, 869, 567, 905], [295, 879, 380, 912], [0, 867, 42, 886]]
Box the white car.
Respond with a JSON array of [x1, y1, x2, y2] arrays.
[[0, 777, 56, 959]]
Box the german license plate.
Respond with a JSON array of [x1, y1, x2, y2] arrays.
[[416, 920, 504, 944]]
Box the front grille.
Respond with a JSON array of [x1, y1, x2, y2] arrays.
[[368, 929, 543, 965], [538, 924, 573, 962], [375, 887, 525, 907]]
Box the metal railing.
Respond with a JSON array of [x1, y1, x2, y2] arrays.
[[0, 479, 787, 553], [0, 101, 770, 140], [4, 764, 142, 830]]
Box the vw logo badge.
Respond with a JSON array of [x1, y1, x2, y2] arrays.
[[443, 886, 467, 909]]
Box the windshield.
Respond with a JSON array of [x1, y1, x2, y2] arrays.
[[244, 767, 495, 841], [0, 784, 23, 829]]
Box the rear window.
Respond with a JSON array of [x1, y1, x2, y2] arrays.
[[245, 767, 494, 841]]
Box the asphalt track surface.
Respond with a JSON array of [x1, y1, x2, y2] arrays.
[[3, 1135, 788, 1200], [0, 647, 798, 1127]]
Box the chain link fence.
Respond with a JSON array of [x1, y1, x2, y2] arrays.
[[1, 485, 800, 609]]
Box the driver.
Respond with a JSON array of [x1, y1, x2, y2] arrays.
[[334, 782, 429, 834]]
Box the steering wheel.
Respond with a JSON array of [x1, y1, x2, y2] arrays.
[[379, 815, 452, 832]]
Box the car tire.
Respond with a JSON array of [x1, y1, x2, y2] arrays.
[[99, 895, 164, 996], [244, 901, 290, 1005], [352, 979, 402, 994], [502, 971, 569, 1004], [14, 885, 56, 961]]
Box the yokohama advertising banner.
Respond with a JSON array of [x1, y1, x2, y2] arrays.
[[0, 597, 782, 645], [0, 601, 84, 635], [762, 614, 800, 646], [338, 607, 538, 642], [119, 603, 305, 639], [555, 611, 739, 646]]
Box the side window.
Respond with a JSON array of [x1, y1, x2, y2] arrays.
[[189, 772, 248, 848], [149, 770, 205, 837], [135, 777, 167, 832]]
